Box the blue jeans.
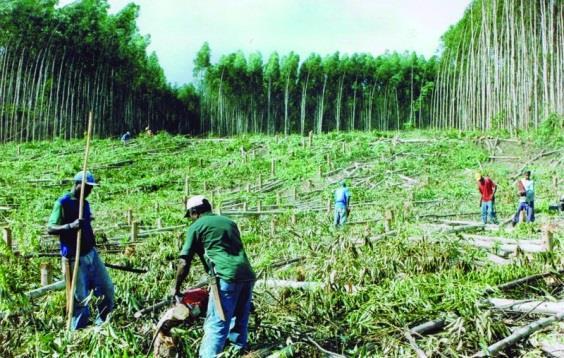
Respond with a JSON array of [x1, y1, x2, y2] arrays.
[[512, 201, 535, 223], [334, 207, 348, 227], [481, 201, 497, 224], [69, 249, 114, 330], [200, 279, 254, 358]]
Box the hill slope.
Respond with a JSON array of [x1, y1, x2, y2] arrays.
[[0, 130, 562, 356]]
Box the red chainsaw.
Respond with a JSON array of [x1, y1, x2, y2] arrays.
[[150, 287, 209, 357]]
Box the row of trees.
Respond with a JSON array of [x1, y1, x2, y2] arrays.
[[194, 43, 438, 135], [0, 0, 197, 142], [431, 0, 563, 131], [0, 0, 561, 141]]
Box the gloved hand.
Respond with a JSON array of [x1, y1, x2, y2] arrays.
[[173, 291, 184, 304], [67, 218, 86, 231]]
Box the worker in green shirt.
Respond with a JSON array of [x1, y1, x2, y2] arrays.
[[174, 195, 255, 357]]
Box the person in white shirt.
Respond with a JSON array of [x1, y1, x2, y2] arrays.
[[512, 170, 535, 225]]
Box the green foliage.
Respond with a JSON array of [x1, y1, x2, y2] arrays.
[[0, 131, 560, 356], [536, 112, 564, 145]]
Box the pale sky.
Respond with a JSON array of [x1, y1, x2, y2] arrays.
[[58, 0, 471, 85]]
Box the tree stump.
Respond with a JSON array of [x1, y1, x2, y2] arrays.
[[184, 176, 190, 197], [384, 209, 395, 232], [126, 209, 133, 225], [270, 219, 276, 237], [291, 213, 297, 225], [308, 130, 313, 148], [271, 159, 276, 176], [2, 227, 12, 252], [131, 221, 139, 241], [40, 262, 52, 287], [543, 225, 555, 252]]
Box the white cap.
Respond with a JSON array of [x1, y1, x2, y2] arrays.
[[185, 195, 211, 211]]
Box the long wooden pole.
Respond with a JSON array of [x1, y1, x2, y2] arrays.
[[66, 112, 93, 330]]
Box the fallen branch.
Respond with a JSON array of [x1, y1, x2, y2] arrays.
[[418, 211, 482, 219], [409, 318, 447, 336], [461, 234, 548, 254], [487, 298, 564, 316], [404, 329, 428, 358], [473, 311, 564, 357], [305, 336, 345, 358], [484, 269, 564, 294], [25, 280, 65, 299], [443, 224, 485, 234]]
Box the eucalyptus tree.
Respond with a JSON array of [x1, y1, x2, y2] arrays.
[[279, 51, 299, 135]]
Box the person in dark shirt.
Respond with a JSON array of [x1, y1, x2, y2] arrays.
[[47, 171, 114, 330]]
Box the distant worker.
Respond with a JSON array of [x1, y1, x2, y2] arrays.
[[121, 131, 131, 144], [174, 195, 255, 357], [476, 172, 498, 224], [334, 180, 351, 227], [512, 170, 535, 225], [47, 171, 114, 330], [144, 126, 154, 137]]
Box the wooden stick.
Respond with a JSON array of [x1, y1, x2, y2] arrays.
[[104, 263, 148, 274], [67, 112, 93, 330]]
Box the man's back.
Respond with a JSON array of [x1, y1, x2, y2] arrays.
[[334, 187, 350, 208], [185, 213, 255, 282]]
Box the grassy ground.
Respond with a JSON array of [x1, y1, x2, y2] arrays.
[[0, 129, 562, 357]]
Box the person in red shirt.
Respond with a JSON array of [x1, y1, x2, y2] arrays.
[[476, 172, 498, 224]]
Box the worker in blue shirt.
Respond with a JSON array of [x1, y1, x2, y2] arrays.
[[334, 180, 351, 227], [120, 131, 131, 144]]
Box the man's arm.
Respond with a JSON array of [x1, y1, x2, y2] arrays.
[[46, 200, 83, 234], [175, 253, 194, 295], [175, 227, 198, 295]]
